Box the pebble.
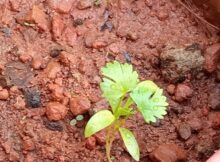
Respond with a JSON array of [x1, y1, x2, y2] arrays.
[[157, 11, 169, 21], [44, 61, 61, 79], [77, 0, 93, 10], [70, 95, 91, 116], [150, 144, 186, 162], [0, 89, 9, 100], [204, 43, 220, 73], [188, 118, 202, 132], [86, 136, 96, 150], [46, 102, 68, 121], [177, 123, 192, 140], [32, 56, 42, 70], [175, 84, 193, 102], [166, 84, 176, 95]]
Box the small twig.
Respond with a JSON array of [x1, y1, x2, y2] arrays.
[[177, 0, 220, 31]]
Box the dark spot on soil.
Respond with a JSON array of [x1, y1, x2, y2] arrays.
[[50, 49, 63, 58], [24, 88, 41, 108], [124, 52, 131, 63], [44, 120, 64, 132], [100, 21, 113, 32], [0, 27, 11, 37], [73, 18, 84, 27]]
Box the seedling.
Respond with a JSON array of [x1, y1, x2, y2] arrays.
[[84, 61, 168, 161]]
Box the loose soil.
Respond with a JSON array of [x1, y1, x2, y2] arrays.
[[0, 0, 220, 162]]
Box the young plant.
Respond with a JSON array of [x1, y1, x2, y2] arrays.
[[84, 61, 168, 161]]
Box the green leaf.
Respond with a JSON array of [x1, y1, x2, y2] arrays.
[[84, 110, 115, 137], [119, 128, 140, 161], [130, 81, 168, 123], [100, 61, 139, 111]]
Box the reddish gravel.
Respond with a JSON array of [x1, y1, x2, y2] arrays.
[[0, 0, 220, 162]]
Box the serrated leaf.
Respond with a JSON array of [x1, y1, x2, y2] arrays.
[[85, 110, 115, 137], [100, 61, 139, 111], [119, 128, 140, 161], [130, 81, 168, 123]]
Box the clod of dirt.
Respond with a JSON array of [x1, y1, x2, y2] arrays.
[[48, 83, 64, 101], [177, 123, 192, 140], [44, 120, 64, 132], [160, 44, 204, 83], [24, 88, 41, 108], [204, 43, 220, 73], [187, 118, 202, 132], [46, 102, 68, 121], [5, 62, 34, 87], [0, 89, 9, 100], [195, 139, 216, 160], [166, 84, 176, 95], [44, 61, 61, 79], [209, 84, 220, 110], [86, 136, 96, 150], [70, 95, 91, 116], [150, 144, 186, 162], [22, 138, 35, 151], [47, 0, 74, 14], [94, 131, 106, 146], [24, 5, 49, 31], [52, 15, 64, 40], [77, 0, 93, 10], [19, 54, 32, 63], [175, 84, 193, 102]]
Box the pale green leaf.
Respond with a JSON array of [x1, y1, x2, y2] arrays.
[[85, 110, 115, 137], [119, 128, 140, 161], [130, 81, 168, 123], [100, 61, 139, 111]]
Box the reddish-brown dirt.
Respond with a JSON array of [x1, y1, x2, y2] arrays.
[[0, 0, 220, 162]]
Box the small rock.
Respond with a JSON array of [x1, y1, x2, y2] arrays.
[[160, 44, 204, 83], [150, 144, 186, 162], [59, 51, 79, 65], [86, 136, 96, 150], [92, 41, 108, 49], [73, 18, 84, 27], [204, 43, 220, 73], [50, 48, 62, 58], [77, 0, 93, 10], [175, 84, 193, 102], [84, 31, 96, 48], [48, 0, 74, 14], [23, 138, 35, 151], [25, 5, 49, 31], [126, 32, 138, 41], [44, 61, 61, 79], [209, 84, 220, 110], [24, 89, 41, 108], [32, 56, 42, 70], [46, 102, 68, 121], [94, 131, 106, 146], [166, 84, 176, 95], [52, 15, 64, 40], [70, 95, 91, 116], [44, 120, 64, 132], [0, 89, 9, 100], [177, 123, 192, 140], [188, 118, 202, 132], [14, 96, 26, 110], [19, 54, 32, 63]]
